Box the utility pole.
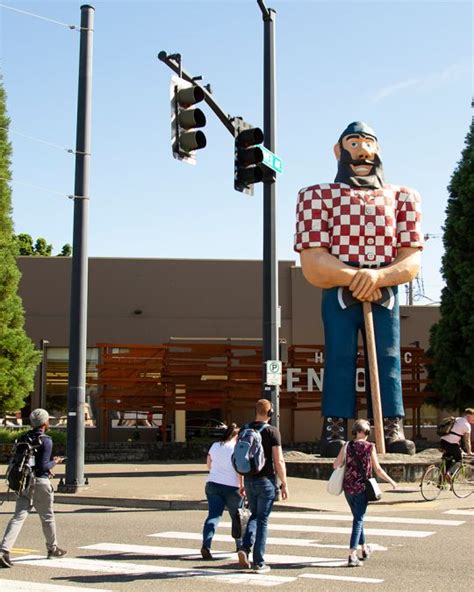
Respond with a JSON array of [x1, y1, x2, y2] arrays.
[[257, 0, 280, 428], [62, 4, 94, 493]]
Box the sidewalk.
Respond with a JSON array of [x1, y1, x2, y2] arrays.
[[1, 462, 430, 513]]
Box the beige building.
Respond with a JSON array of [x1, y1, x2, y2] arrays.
[[18, 257, 439, 444]]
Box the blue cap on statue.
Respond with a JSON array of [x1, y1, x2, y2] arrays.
[[339, 121, 378, 142]]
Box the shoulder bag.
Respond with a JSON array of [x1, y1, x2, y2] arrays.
[[327, 442, 348, 496]]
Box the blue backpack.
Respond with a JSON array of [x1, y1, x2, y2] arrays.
[[232, 423, 267, 476]]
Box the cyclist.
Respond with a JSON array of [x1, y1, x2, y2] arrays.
[[439, 408, 474, 474]]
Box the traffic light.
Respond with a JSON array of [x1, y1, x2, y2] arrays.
[[170, 75, 207, 165], [233, 118, 265, 195]]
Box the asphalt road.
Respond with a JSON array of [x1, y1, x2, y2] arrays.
[[0, 498, 472, 592]]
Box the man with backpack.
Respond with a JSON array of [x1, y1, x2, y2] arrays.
[[0, 408, 67, 568], [439, 408, 474, 474], [234, 399, 289, 574]]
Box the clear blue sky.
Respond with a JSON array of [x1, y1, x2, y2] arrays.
[[1, 0, 472, 305]]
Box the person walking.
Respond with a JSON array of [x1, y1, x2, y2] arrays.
[[237, 399, 289, 574], [0, 408, 67, 568], [333, 418, 396, 567], [201, 423, 243, 559], [439, 408, 474, 474]]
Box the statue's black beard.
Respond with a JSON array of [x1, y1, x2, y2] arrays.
[[334, 148, 385, 189]]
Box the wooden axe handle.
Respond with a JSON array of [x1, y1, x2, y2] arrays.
[[363, 301, 386, 454]]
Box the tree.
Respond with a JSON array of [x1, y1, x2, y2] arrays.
[[0, 79, 41, 413], [14, 233, 69, 256], [428, 119, 474, 411], [58, 243, 72, 257], [34, 237, 53, 256], [15, 233, 34, 256]]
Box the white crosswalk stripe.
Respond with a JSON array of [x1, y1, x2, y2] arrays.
[[272, 511, 464, 526], [444, 509, 474, 516], [81, 542, 347, 566], [149, 531, 389, 551], [219, 520, 435, 538], [300, 573, 384, 584], [15, 555, 296, 587], [0, 581, 112, 592]]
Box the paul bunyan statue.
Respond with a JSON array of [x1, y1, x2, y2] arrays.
[[294, 121, 423, 457]]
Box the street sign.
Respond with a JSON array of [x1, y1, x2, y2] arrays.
[[265, 360, 282, 386], [258, 145, 283, 174]]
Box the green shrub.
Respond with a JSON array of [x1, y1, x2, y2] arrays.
[[0, 428, 28, 443], [0, 428, 67, 445]]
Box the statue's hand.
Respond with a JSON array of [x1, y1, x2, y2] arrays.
[[349, 269, 380, 300], [362, 288, 383, 302]]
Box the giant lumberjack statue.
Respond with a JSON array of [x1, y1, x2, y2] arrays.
[[294, 121, 423, 456]]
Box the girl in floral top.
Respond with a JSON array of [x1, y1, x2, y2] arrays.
[[334, 419, 396, 567]]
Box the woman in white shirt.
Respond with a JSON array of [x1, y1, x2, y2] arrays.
[[440, 408, 474, 473], [201, 423, 243, 559]]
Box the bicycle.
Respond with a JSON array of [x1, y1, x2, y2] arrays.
[[420, 454, 474, 501]]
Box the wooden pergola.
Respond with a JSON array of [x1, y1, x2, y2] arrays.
[[93, 340, 432, 443]]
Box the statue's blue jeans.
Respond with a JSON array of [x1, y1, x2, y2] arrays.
[[321, 286, 404, 419]]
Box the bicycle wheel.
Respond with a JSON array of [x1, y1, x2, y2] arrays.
[[452, 464, 474, 498], [421, 464, 443, 501]]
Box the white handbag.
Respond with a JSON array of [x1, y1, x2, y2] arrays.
[[327, 443, 347, 496]]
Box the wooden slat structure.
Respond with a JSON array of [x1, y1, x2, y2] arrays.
[[94, 341, 432, 442]]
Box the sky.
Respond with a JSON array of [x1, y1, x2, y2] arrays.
[[1, 0, 472, 305]]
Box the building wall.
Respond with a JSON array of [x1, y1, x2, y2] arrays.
[[19, 257, 295, 346]]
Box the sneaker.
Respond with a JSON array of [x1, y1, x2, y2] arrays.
[[361, 545, 372, 560], [47, 547, 67, 559], [348, 555, 362, 567], [0, 553, 13, 568], [200, 546, 212, 560], [238, 549, 250, 569], [253, 564, 271, 574]]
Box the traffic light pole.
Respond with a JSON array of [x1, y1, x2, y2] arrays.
[[61, 4, 94, 493], [258, 0, 280, 428]]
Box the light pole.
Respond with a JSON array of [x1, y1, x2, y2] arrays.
[[62, 4, 94, 493], [257, 0, 280, 428]]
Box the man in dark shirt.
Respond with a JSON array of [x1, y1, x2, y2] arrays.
[[0, 408, 67, 568], [238, 399, 289, 574]]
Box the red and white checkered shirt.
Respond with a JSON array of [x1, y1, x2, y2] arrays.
[[294, 183, 423, 265]]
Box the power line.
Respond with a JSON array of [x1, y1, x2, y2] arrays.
[[0, 126, 87, 155], [0, 176, 84, 200], [0, 3, 86, 31]]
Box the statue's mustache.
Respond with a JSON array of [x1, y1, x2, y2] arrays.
[[348, 159, 374, 167]]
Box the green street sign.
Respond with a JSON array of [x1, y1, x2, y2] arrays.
[[258, 145, 283, 174]]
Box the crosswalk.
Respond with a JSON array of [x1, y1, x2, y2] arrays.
[[1, 507, 471, 590]]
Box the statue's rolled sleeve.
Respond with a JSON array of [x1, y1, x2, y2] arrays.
[[396, 189, 424, 249], [294, 186, 330, 252]]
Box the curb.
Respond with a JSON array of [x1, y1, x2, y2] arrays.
[[0, 492, 332, 512]]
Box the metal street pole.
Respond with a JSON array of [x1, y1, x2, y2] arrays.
[[258, 0, 279, 428], [63, 4, 94, 493]]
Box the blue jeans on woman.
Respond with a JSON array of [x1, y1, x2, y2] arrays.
[[202, 481, 242, 550], [241, 477, 277, 568], [345, 490, 369, 549]]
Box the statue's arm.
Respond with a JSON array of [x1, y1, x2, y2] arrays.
[[300, 247, 358, 289]]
